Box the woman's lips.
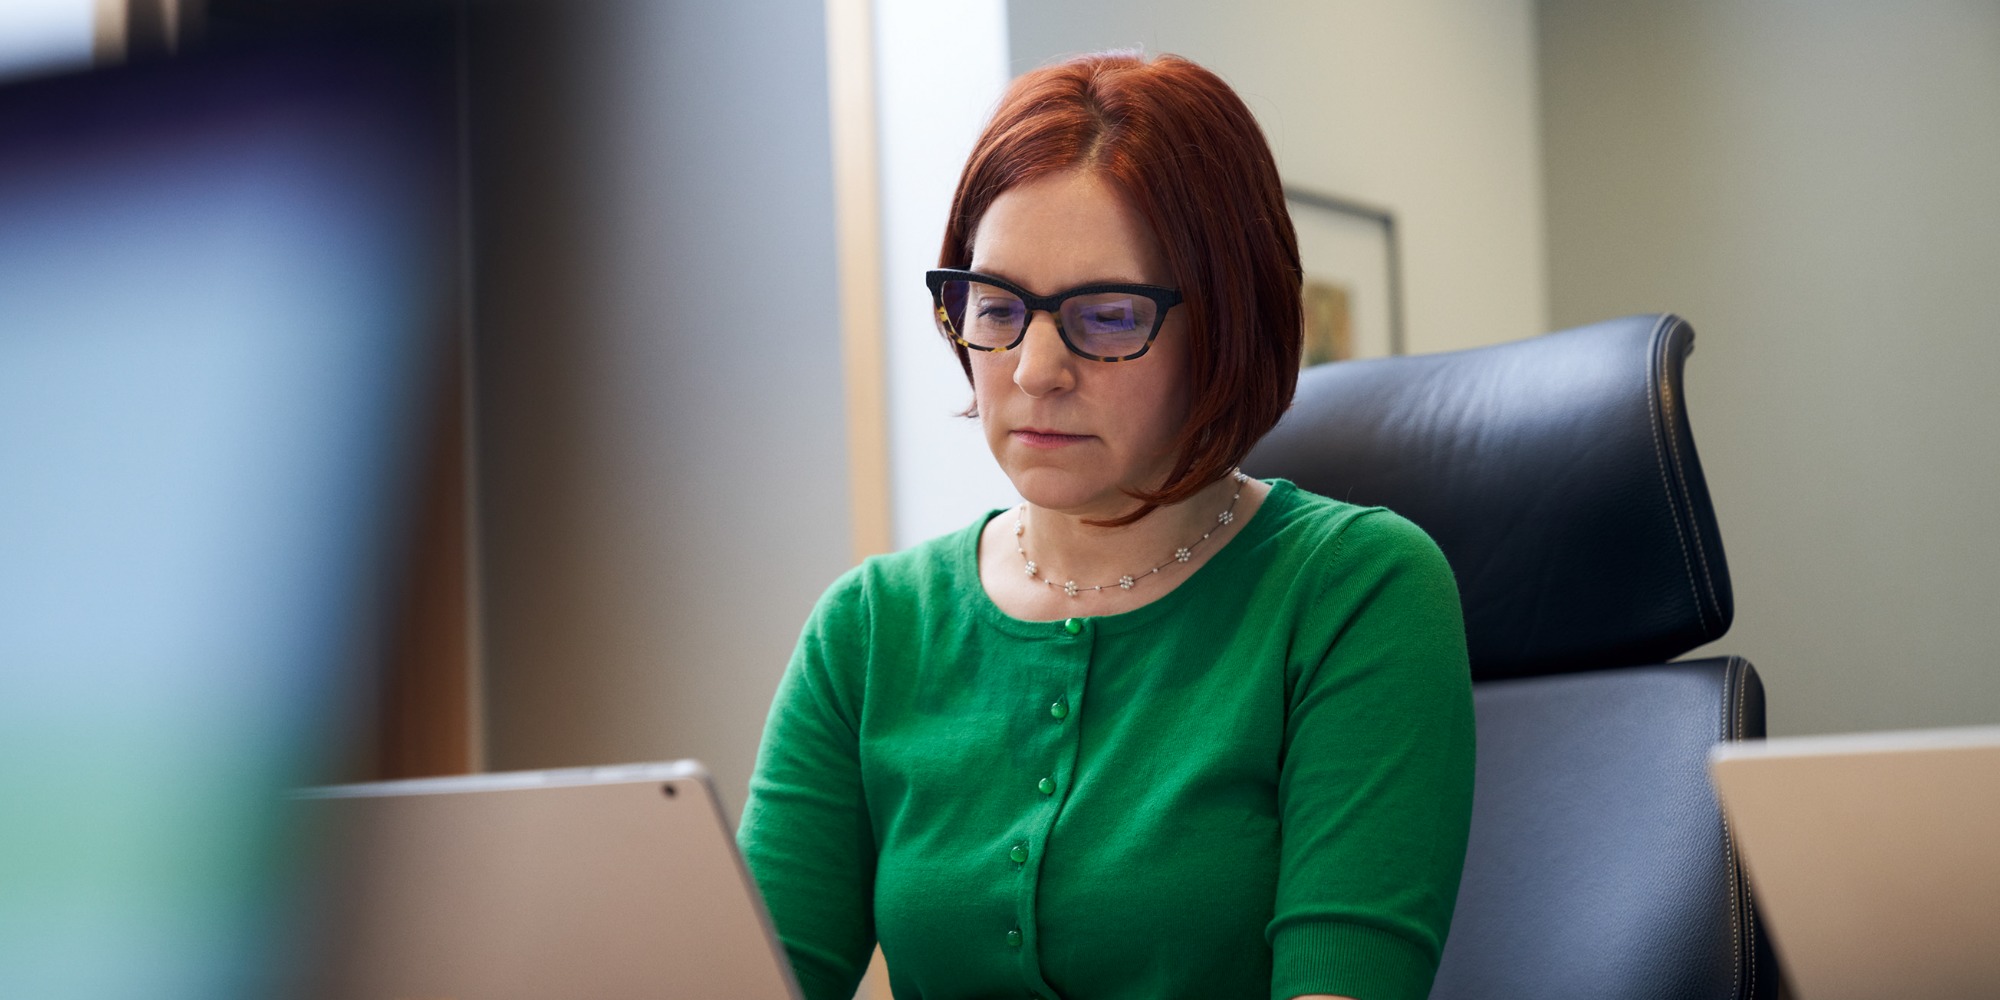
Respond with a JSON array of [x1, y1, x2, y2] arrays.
[[1012, 428, 1093, 449]]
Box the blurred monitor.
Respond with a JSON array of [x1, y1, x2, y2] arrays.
[[0, 22, 456, 1000]]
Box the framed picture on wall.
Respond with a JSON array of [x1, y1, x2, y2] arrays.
[[1284, 187, 1405, 364]]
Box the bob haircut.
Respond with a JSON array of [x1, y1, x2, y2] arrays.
[[938, 52, 1303, 525]]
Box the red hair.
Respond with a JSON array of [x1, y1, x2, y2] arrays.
[[938, 52, 1303, 525]]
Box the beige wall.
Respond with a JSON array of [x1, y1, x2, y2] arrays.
[[1540, 0, 2000, 735], [470, 0, 852, 818], [1008, 0, 1550, 355]]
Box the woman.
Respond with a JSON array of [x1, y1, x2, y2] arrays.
[[740, 52, 1473, 1000]]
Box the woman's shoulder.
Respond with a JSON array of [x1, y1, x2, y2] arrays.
[[1255, 479, 1450, 574], [1254, 482, 1468, 681], [791, 513, 994, 679]]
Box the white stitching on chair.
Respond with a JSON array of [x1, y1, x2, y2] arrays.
[[1720, 656, 1752, 1000], [1736, 661, 1758, 999], [1644, 315, 1711, 631], [1658, 322, 1724, 630], [1719, 657, 1743, 998]]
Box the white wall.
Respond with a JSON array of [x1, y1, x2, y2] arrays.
[[1007, 0, 1549, 357], [1540, 0, 2000, 735], [875, 0, 1019, 548], [471, 0, 852, 817]]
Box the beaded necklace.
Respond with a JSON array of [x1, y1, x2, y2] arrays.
[[1014, 470, 1249, 599]]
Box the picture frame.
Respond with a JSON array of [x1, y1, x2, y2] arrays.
[[1283, 186, 1405, 364]]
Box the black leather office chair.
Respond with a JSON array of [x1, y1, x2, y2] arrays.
[[1246, 314, 1778, 1000]]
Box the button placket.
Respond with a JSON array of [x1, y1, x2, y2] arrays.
[[1011, 616, 1091, 999]]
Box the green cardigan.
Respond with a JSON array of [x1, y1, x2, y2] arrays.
[[739, 480, 1474, 1000]]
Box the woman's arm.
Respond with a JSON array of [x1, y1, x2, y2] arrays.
[[737, 572, 879, 1000], [1269, 511, 1476, 1000]]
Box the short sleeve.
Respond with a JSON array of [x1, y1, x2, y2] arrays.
[[737, 567, 879, 1000], [1268, 510, 1476, 1000]]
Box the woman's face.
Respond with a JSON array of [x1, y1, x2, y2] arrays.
[[967, 169, 1190, 519]]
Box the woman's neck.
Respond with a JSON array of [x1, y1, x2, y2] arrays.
[[1017, 472, 1245, 587]]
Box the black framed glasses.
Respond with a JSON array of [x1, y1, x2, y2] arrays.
[[926, 268, 1184, 363]]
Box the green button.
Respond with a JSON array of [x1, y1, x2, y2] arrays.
[[1037, 777, 1055, 795], [1049, 700, 1069, 720], [1009, 844, 1029, 864], [1063, 617, 1082, 635], [1006, 928, 1023, 948]]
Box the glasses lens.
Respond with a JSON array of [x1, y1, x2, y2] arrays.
[[940, 280, 1026, 349], [1060, 292, 1157, 358]]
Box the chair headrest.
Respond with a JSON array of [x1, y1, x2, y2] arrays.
[[1245, 314, 1732, 681]]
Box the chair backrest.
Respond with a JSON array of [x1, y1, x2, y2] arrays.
[[1246, 314, 1776, 999]]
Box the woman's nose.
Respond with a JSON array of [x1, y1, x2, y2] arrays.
[[1012, 312, 1075, 397]]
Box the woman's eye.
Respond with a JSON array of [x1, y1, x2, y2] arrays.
[[1079, 302, 1137, 333], [976, 301, 1024, 323]]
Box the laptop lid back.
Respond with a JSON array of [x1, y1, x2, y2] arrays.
[[1709, 727, 2000, 1000], [294, 761, 802, 1000]]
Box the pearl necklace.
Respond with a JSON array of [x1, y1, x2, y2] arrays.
[[1015, 471, 1250, 599]]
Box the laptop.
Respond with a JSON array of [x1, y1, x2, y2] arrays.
[[1708, 726, 2000, 1000], [291, 760, 804, 1000]]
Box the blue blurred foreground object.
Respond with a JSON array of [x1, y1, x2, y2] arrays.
[[0, 25, 455, 1000]]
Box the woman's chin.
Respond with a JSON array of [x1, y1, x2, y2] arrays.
[[1005, 467, 1130, 517]]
